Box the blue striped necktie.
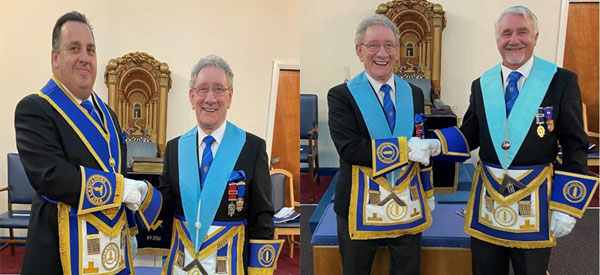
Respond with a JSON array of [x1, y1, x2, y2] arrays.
[[200, 135, 216, 188], [80, 99, 103, 126], [505, 71, 522, 116], [381, 84, 395, 131]]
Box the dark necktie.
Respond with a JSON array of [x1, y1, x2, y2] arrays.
[[200, 135, 216, 188], [381, 84, 395, 131], [80, 100, 103, 126], [505, 71, 522, 116]]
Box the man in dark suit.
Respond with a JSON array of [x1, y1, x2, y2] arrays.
[[328, 15, 444, 275], [158, 55, 281, 275], [459, 6, 597, 275], [15, 11, 155, 275]]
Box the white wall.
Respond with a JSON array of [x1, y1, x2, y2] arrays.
[[301, 0, 562, 168], [0, 0, 299, 237]]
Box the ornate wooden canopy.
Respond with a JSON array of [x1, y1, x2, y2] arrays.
[[377, 0, 446, 100], [104, 52, 172, 154]]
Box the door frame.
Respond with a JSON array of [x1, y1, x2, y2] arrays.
[[556, 0, 599, 66], [266, 59, 300, 162]]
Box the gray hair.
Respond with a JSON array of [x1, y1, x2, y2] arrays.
[[354, 14, 400, 44], [189, 54, 234, 88], [495, 6, 539, 39]]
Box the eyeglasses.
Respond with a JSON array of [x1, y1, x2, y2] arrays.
[[192, 85, 231, 97], [360, 42, 398, 52]]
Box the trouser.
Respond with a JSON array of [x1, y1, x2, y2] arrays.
[[471, 237, 551, 275], [336, 215, 421, 275]]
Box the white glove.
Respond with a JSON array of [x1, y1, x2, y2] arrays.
[[427, 139, 441, 157], [123, 178, 144, 211], [130, 236, 138, 258], [426, 196, 436, 212], [550, 211, 576, 238], [408, 137, 431, 166], [138, 180, 149, 201]]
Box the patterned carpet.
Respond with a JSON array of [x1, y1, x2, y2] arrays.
[[300, 175, 333, 204], [275, 241, 300, 275], [547, 209, 599, 275], [0, 244, 22, 274]]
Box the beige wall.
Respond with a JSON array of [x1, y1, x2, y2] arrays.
[[301, 0, 562, 168], [0, 0, 568, 239], [0, 0, 299, 237]]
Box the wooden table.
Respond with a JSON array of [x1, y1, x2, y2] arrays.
[[313, 245, 471, 275]]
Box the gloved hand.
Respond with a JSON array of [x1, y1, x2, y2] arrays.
[[550, 211, 576, 238], [138, 180, 149, 201], [426, 196, 436, 212], [130, 236, 138, 258], [123, 178, 145, 211], [427, 139, 441, 157], [408, 137, 431, 166]]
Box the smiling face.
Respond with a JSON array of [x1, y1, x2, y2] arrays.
[[51, 21, 97, 100], [496, 13, 538, 70], [189, 65, 233, 134], [356, 24, 399, 83]]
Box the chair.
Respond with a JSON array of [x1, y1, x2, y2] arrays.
[[0, 153, 36, 255], [556, 103, 599, 169], [300, 94, 320, 202], [271, 169, 300, 258], [583, 103, 599, 168]]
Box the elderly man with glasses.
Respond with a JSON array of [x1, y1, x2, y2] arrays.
[[157, 54, 282, 275], [327, 14, 468, 275]]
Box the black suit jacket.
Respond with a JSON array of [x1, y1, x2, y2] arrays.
[[328, 80, 425, 218], [459, 67, 587, 174], [15, 93, 127, 275], [157, 130, 274, 267]]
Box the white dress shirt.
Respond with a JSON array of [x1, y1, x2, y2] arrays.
[[501, 56, 534, 93], [60, 81, 101, 115], [365, 72, 396, 106], [196, 122, 227, 166]]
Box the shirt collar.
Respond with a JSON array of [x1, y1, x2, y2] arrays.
[[501, 56, 534, 83], [364, 72, 395, 93], [54, 76, 92, 104], [197, 121, 226, 146]]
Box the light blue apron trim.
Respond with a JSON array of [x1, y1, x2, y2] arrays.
[[178, 121, 246, 253], [41, 78, 120, 173], [481, 57, 557, 169], [347, 71, 414, 139]]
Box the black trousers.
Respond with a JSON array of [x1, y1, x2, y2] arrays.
[[337, 215, 421, 275], [471, 237, 551, 275]]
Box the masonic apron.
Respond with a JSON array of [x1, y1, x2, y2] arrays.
[[39, 76, 137, 275], [163, 123, 284, 275], [465, 57, 562, 248], [345, 72, 433, 240], [164, 122, 245, 275]]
